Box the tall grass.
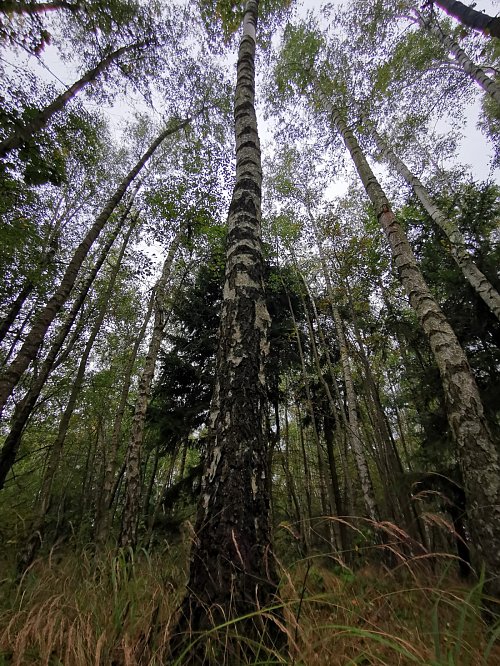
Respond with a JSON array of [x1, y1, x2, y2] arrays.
[[0, 536, 498, 664]]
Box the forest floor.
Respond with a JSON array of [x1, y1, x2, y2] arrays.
[[0, 540, 499, 665]]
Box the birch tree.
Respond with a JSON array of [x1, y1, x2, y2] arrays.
[[273, 23, 500, 601], [0, 116, 195, 416], [173, 0, 283, 657]]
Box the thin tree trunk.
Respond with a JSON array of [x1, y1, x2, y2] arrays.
[[304, 281, 354, 524], [282, 389, 304, 548], [294, 399, 313, 550], [0, 213, 126, 490], [94, 289, 155, 547], [0, 116, 192, 414], [0, 283, 37, 346], [0, 306, 34, 369], [0, 1, 81, 15], [119, 225, 185, 549], [0, 42, 146, 158], [174, 1, 281, 654], [323, 413, 349, 555], [432, 0, 500, 39], [286, 289, 328, 522], [17, 217, 135, 571], [329, 298, 380, 522], [0, 220, 61, 345], [325, 96, 500, 598], [371, 124, 500, 320], [143, 444, 160, 523], [418, 10, 500, 104]]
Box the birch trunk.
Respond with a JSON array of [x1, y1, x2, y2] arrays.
[[0, 214, 125, 490], [307, 216, 379, 522], [119, 225, 184, 549], [326, 98, 500, 597], [417, 11, 500, 104], [17, 216, 135, 571], [371, 125, 500, 321], [286, 291, 326, 506], [0, 1, 80, 15], [94, 289, 155, 547], [433, 0, 500, 39], [0, 42, 146, 158], [174, 0, 279, 651], [0, 117, 192, 415], [0, 220, 61, 345]]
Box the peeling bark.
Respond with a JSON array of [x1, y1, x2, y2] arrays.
[[174, 0, 280, 656]]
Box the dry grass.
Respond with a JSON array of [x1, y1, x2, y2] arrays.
[[0, 539, 499, 665]]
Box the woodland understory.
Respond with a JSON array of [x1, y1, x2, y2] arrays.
[[1, 0, 500, 663]]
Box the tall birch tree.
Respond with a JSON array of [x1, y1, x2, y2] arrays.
[[173, 0, 282, 658]]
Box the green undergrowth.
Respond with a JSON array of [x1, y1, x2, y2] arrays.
[[0, 544, 498, 665]]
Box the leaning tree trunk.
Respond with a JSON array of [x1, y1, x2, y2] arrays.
[[0, 117, 192, 416], [0, 218, 61, 345], [417, 10, 500, 104], [432, 0, 500, 39], [17, 216, 135, 572], [0, 211, 126, 490], [371, 124, 500, 321], [0, 42, 146, 158], [173, 1, 281, 659], [324, 94, 500, 599], [119, 224, 185, 549], [0, 1, 80, 15]]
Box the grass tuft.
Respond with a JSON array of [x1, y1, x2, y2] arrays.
[[0, 536, 498, 664]]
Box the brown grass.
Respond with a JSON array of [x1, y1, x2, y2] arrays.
[[0, 540, 498, 665]]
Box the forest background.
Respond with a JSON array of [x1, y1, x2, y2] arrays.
[[0, 0, 500, 664]]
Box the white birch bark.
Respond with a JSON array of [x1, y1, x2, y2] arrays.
[[417, 11, 500, 104], [320, 92, 500, 598], [120, 225, 185, 549], [371, 125, 500, 321]]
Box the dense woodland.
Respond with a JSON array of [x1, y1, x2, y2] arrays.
[[1, 0, 500, 663]]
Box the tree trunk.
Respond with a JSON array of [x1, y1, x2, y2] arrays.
[[0, 42, 146, 158], [371, 124, 500, 321], [323, 413, 350, 556], [0, 1, 81, 15], [330, 302, 380, 523], [286, 290, 328, 528], [173, 1, 280, 657], [326, 97, 500, 599], [94, 289, 155, 547], [418, 10, 500, 104], [0, 213, 126, 490], [432, 0, 500, 39], [17, 216, 135, 571], [119, 225, 185, 549], [0, 117, 192, 415], [0, 220, 61, 345]]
